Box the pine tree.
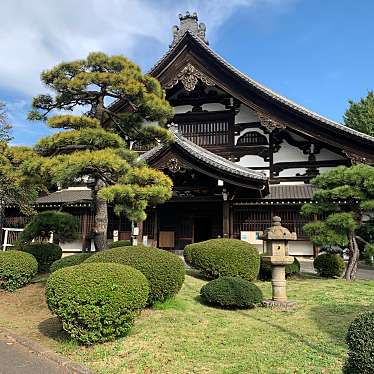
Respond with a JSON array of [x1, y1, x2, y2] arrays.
[[0, 144, 41, 235], [344, 91, 374, 136], [301, 165, 374, 280], [29, 52, 174, 250]]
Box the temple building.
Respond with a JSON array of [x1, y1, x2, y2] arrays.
[[3, 13, 374, 256]]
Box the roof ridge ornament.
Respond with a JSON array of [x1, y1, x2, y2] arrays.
[[170, 12, 208, 48], [167, 122, 179, 134]]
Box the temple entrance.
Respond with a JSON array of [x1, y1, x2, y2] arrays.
[[194, 216, 212, 243], [156, 202, 222, 252]]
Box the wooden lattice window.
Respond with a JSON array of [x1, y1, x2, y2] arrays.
[[236, 131, 268, 146], [174, 110, 234, 146], [232, 205, 309, 241]]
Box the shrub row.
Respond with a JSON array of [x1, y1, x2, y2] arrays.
[[50, 253, 92, 273], [21, 243, 62, 273], [200, 276, 263, 308], [46, 245, 186, 344], [345, 311, 374, 373], [313, 253, 345, 278], [259, 256, 300, 281], [46, 263, 149, 344], [86, 246, 185, 304], [108, 240, 131, 249], [0, 251, 38, 291], [184, 238, 260, 281]]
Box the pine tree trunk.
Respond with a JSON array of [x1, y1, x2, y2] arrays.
[[344, 230, 359, 281], [93, 179, 108, 251]]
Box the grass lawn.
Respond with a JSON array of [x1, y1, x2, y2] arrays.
[[0, 272, 373, 374]]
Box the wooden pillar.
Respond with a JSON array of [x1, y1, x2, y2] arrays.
[[223, 200, 230, 238], [153, 209, 158, 247], [136, 221, 143, 244], [313, 213, 319, 258], [269, 131, 274, 181]]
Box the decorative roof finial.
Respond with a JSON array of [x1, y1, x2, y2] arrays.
[[167, 123, 179, 134], [170, 12, 208, 48]]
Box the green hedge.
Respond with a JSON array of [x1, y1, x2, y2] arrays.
[[344, 311, 374, 373], [200, 276, 263, 308], [259, 255, 301, 281], [313, 253, 345, 278], [50, 253, 92, 273], [21, 243, 62, 272], [108, 240, 131, 249], [0, 251, 38, 291], [86, 246, 185, 305], [184, 238, 260, 281], [46, 262, 149, 344]]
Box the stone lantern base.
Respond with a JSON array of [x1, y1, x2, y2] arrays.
[[262, 299, 297, 311]]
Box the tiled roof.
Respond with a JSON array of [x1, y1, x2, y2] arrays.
[[150, 32, 374, 144], [264, 184, 318, 200], [140, 128, 267, 181], [34, 184, 317, 205], [36, 189, 92, 204]]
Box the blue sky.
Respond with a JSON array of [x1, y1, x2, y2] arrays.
[[2, 0, 374, 145]]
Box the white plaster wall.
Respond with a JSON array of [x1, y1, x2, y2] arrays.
[[273, 140, 309, 163], [234, 127, 268, 145], [238, 155, 269, 168], [289, 241, 314, 256], [173, 105, 193, 114], [318, 166, 338, 174], [279, 181, 305, 185], [60, 240, 95, 253], [315, 148, 346, 161], [202, 103, 226, 111], [278, 168, 307, 177], [251, 241, 313, 256], [235, 105, 258, 123]]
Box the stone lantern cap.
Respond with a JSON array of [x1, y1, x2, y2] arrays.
[[260, 216, 297, 241]]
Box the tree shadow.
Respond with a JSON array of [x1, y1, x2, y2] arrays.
[[38, 317, 70, 343], [309, 303, 373, 342], [185, 268, 208, 281], [239, 311, 343, 358]]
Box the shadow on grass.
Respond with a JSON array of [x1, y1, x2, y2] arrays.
[[309, 304, 373, 342], [38, 317, 70, 343], [185, 268, 208, 281], [240, 311, 344, 358]]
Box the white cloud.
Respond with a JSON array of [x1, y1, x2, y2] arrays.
[[0, 0, 290, 97]]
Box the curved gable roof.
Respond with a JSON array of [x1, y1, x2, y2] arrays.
[[150, 32, 374, 161], [140, 127, 268, 192]]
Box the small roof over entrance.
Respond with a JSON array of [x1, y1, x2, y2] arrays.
[[140, 125, 269, 195]]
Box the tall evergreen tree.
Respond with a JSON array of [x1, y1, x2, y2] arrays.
[[0, 103, 40, 240], [344, 91, 374, 136], [0, 144, 42, 236], [301, 165, 374, 280], [29, 52, 174, 250]]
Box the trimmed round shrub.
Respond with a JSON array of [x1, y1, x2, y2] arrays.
[[184, 238, 260, 281], [259, 255, 301, 281], [0, 251, 38, 291], [108, 240, 131, 249], [344, 311, 374, 374], [50, 253, 92, 273], [313, 253, 345, 278], [21, 243, 62, 272], [86, 246, 185, 305], [200, 276, 263, 308], [46, 262, 149, 345]]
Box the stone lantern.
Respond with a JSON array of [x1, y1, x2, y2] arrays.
[[261, 216, 297, 309]]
